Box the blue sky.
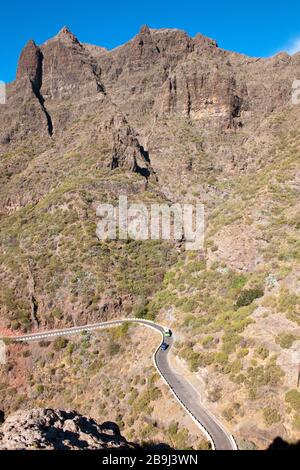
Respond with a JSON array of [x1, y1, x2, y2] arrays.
[[1, 0, 300, 83]]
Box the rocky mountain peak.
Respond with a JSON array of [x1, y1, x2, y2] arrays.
[[129, 24, 160, 58], [16, 39, 43, 91], [53, 26, 80, 44], [139, 24, 151, 35]]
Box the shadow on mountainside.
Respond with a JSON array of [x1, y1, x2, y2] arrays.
[[267, 437, 300, 450]]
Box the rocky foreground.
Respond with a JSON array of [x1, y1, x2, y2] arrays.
[[0, 408, 134, 450]]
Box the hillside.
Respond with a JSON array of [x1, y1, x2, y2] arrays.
[[0, 25, 299, 449]]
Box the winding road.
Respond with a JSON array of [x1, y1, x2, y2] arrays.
[[2, 318, 237, 450]]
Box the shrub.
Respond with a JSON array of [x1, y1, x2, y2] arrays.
[[163, 271, 176, 285], [177, 297, 199, 313], [275, 333, 297, 349], [230, 275, 247, 290], [255, 346, 269, 360], [197, 440, 211, 450], [222, 407, 234, 421], [168, 421, 179, 436], [35, 384, 44, 395], [222, 333, 242, 354], [170, 428, 190, 449], [133, 387, 162, 413], [208, 386, 222, 402], [285, 389, 300, 412], [214, 351, 228, 365], [235, 288, 264, 308], [246, 363, 284, 389], [277, 288, 298, 313], [108, 342, 120, 356], [22, 350, 31, 358], [128, 389, 139, 405], [293, 415, 300, 430], [287, 311, 300, 326], [52, 308, 63, 319], [66, 343, 75, 355], [185, 260, 205, 273], [53, 337, 68, 350], [263, 407, 281, 426], [237, 348, 249, 358], [202, 335, 214, 348], [112, 323, 130, 339], [228, 359, 243, 375]]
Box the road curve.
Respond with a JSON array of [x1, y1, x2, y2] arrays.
[[1, 318, 237, 450]]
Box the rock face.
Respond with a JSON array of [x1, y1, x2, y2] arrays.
[[1, 25, 299, 174], [16, 40, 43, 92], [0, 409, 134, 450], [0, 24, 299, 330]]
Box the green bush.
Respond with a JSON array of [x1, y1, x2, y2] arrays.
[[197, 440, 211, 450], [35, 384, 44, 395], [285, 389, 300, 412], [52, 308, 63, 319], [177, 297, 199, 313], [53, 336, 69, 351], [255, 346, 269, 360], [277, 288, 299, 313], [128, 389, 139, 405], [222, 332, 242, 354], [222, 407, 234, 421], [230, 275, 247, 290], [263, 407, 281, 426], [246, 363, 284, 389], [235, 288, 264, 308], [214, 351, 228, 365], [168, 421, 179, 436], [134, 305, 153, 320], [66, 343, 75, 355], [108, 342, 120, 356], [22, 350, 31, 358], [133, 387, 162, 413], [202, 335, 214, 348], [275, 333, 297, 349], [293, 415, 300, 430]]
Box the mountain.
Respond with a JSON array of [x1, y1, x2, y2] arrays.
[[0, 25, 299, 449]]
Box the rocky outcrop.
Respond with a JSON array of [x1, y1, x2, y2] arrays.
[[51, 26, 82, 46], [16, 40, 43, 92], [110, 114, 153, 177], [13, 39, 54, 136], [2, 24, 298, 166], [0, 409, 134, 450]]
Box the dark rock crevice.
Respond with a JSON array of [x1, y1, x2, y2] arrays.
[[30, 81, 53, 136], [27, 260, 40, 328], [231, 94, 243, 119], [29, 293, 39, 328], [29, 51, 53, 136]]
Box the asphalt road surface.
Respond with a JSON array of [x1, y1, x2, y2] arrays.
[[2, 318, 237, 450]]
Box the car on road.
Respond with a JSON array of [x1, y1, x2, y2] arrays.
[[160, 342, 169, 351], [163, 328, 172, 337]]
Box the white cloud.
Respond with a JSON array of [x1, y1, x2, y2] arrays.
[[285, 37, 300, 55]]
